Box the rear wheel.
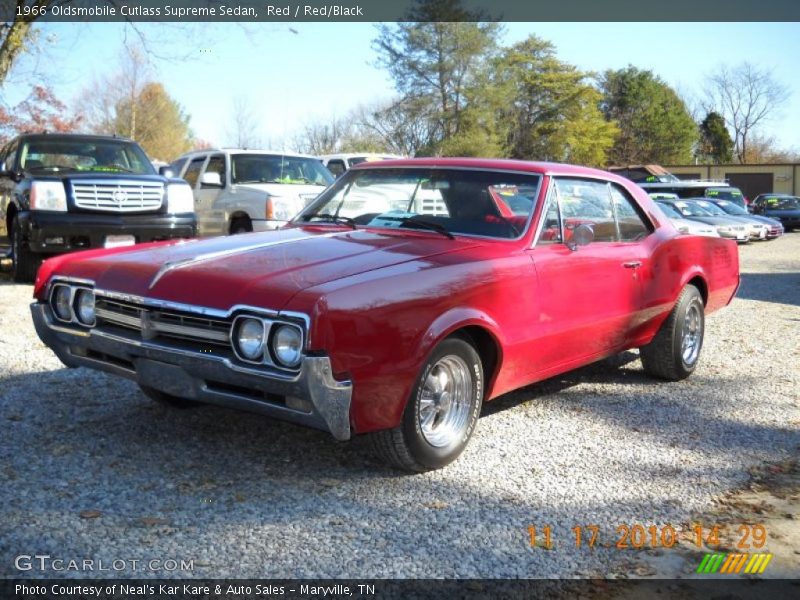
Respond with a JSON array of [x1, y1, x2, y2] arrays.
[[230, 217, 253, 235], [11, 215, 41, 283], [139, 385, 201, 409], [639, 284, 705, 381], [369, 335, 483, 472]]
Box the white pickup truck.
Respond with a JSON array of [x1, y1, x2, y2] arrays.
[[169, 149, 333, 236]]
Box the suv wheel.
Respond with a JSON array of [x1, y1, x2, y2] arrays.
[[11, 215, 41, 283], [230, 217, 253, 235]]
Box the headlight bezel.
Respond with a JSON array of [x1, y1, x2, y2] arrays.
[[232, 316, 267, 362], [230, 313, 306, 371], [49, 283, 95, 327]]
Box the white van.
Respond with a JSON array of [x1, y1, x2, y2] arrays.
[[320, 153, 404, 178]]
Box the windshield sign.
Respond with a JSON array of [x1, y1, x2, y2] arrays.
[[296, 168, 542, 239]]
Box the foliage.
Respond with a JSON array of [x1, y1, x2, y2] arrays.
[[703, 62, 790, 163], [492, 36, 617, 166], [0, 85, 83, 145], [600, 66, 697, 165], [373, 0, 502, 155], [697, 111, 733, 164]]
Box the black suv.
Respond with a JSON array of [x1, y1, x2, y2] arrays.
[[0, 133, 197, 282]]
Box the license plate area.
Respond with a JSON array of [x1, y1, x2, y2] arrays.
[[104, 235, 136, 248]]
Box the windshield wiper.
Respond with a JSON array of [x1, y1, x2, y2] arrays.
[[308, 214, 357, 229], [399, 216, 454, 239], [26, 165, 76, 172]]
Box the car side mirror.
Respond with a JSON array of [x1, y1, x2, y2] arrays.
[[567, 223, 594, 251], [200, 171, 223, 187], [158, 166, 174, 178]]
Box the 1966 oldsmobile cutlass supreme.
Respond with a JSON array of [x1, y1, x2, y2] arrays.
[[31, 159, 740, 471]]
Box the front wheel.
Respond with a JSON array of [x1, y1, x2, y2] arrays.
[[639, 284, 705, 381], [369, 335, 484, 472], [11, 215, 41, 283]]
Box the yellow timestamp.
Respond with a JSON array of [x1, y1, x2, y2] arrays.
[[528, 523, 768, 550]]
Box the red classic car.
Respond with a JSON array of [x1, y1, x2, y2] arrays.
[[31, 159, 740, 472]]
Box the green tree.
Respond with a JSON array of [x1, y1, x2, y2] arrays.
[[600, 66, 697, 165], [114, 82, 192, 161], [373, 0, 502, 155], [493, 36, 617, 166], [697, 111, 733, 164]]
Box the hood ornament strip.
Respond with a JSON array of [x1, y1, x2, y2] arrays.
[[148, 232, 343, 289]]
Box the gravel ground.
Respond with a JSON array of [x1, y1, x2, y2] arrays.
[[0, 235, 798, 580]]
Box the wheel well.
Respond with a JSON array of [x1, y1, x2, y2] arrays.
[[687, 276, 708, 306], [229, 212, 251, 233], [452, 326, 500, 389]]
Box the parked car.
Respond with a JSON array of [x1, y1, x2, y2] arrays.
[[688, 198, 770, 241], [0, 133, 196, 283], [639, 181, 747, 209], [704, 198, 784, 239], [173, 149, 334, 236], [750, 194, 800, 231], [655, 197, 749, 243], [652, 200, 719, 237], [321, 153, 404, 178], [31, 159, 739, 471]]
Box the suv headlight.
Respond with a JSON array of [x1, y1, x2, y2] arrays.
[[166, 183, 194, 214], [30, 181, 67, 212], [271, 324, 303, 368]]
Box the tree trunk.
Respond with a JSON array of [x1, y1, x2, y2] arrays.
[[0, 19, 33, 86]]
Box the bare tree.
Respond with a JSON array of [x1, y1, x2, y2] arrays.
[[704, 62, 790, 163], [225, 96, 264, 149]]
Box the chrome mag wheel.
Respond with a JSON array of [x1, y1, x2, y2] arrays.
[[418, 355, 472, 447], [681, 302, 703, 366]]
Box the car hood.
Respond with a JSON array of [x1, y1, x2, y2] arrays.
[[235, 182, 324, 200], [764, 208, 800, 218], [53, 227, 481, 311], [672, 218, 715, 234]]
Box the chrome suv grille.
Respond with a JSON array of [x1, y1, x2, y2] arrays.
[[71, 180, 164, 212], [94, 297, 231, 347]]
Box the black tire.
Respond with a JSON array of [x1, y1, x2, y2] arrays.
[[11, 215, 41, 283], [369, 335, 484, 472], [138, 384, 202, 409], [230, 217, 253, 235], [639, 284, 705, 381]]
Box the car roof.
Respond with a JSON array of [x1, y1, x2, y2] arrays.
[[321, 153, 404, 160], [17, 133, 136, 144], [177, 148, 319, 160], [350, 157, 629, 182]]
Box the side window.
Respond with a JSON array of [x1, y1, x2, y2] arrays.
[[610, 185, 652, 241], [537, 185, 562, 244], [203, 154, 226, 186], [556, 178, 616, 243], [327, 160, 346, 177], [170, 157, 189, 176], [183, 157, 205, 188]]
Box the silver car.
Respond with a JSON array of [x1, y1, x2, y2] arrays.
[[654, 200, 719, 237], [706, 198, 784, 239], [689, 199, 770, 241], [657, 198, 749, 243]]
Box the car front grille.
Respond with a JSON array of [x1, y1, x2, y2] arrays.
[[72, 180, 164, 212], [94, 297, 231, 348]]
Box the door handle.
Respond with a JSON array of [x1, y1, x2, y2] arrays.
[[622, 261, 642, 269]]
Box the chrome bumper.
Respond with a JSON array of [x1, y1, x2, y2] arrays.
[[31, 302, 353, 440]]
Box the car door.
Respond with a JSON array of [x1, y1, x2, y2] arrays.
[[528, 177, 650, 375], [181, 156, 209, 235], [193, 154, 227, 237]]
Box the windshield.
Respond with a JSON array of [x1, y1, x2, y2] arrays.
[[705, 187, 744, 202], [295, 167, 542, 240], [763, 196, 800, 210], [19, 138, 154, 174], [656, 202, 682, 219], [674, 201, 713, 217], [692, 200, 727, 216], [231, 154, 334, 186], [715, 200, 748, 215]]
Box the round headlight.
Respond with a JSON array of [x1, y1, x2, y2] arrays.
[[52, 285, 73, 321], [75, 288, 96, 326], [235, 318, 265, 361], [272, 324, 302, 367]]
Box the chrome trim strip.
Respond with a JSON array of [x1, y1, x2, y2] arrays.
[[148, 231, 344, 288]]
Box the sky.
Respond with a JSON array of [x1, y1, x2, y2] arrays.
[[6, 21, 800, 158]]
